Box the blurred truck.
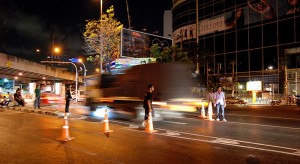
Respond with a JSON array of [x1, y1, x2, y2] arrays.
[[86, 62, 208, 119]]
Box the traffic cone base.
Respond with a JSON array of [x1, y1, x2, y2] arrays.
[[103, 109, 113, 133], [205, 102, 214, 121], [145, 113, 157, 133], [57, 115, 74, 141], [57, 125, 75, 141], [198, 103, 206, 118], [103, 120, 114, 133]]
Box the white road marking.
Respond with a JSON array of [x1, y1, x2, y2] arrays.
[[69, 116, 88, 120], [294, 150, 300, 155], [124, 128, 300, 157], [227, 114, 300, 121], [161, 121, 187, 125], [164, 130, 180, 136], [129, 124, 139, 128], [211, 138, 239, 145], [226, 121, 300, 130]]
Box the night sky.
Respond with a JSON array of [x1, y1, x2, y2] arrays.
[[0, 0, 172, 61]]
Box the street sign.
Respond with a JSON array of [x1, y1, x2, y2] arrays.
[[69, 58, 79, 63]]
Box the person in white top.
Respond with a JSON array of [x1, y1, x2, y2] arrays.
[[214, 86, 227, 121]]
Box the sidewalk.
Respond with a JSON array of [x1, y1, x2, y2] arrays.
[[0, 105, 83, 119]]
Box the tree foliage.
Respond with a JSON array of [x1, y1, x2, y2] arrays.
[[150, 44, 190, 63], [83, 6, 122, 66]]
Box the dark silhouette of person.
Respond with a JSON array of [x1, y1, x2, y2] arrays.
[[14, 88, 25, 106], [142, 84, 155, 127], [247, 0, 276, 19], [65, 87, 72, 114], [225, 7, 245, 29]]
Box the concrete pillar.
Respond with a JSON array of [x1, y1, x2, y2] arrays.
[[29, 82, 36, 99], [55, 82, 62, 95]]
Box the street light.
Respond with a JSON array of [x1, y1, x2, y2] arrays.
[[53, 47, 61, 54], [36, 47, 61, 60], [78, 58, 87, 86]]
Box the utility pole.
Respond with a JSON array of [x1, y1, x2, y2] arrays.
[[196, 0, 199, 75], [126, 0, 132, 28]]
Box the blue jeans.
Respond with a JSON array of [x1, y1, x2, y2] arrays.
[[216, 103, 225, 120], [34, 96, 40, 108]]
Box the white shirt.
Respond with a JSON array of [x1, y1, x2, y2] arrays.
[[215, 91, 225, 105]]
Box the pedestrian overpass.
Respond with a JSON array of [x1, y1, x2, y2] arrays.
[[0, 52, 83, 100]]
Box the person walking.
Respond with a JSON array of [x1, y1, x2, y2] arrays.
[[214, 86, 227, 121], [65, 87, 72, 114], [142, 84, 155, 127], [34, 85, 41, 109]]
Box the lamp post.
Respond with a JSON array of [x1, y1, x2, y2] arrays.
[[78, 59, 87, 86], [100, 0, 103, 20], [99, 0, 104, 73]]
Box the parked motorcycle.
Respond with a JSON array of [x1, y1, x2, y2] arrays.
[[270, 99, 282, 106]]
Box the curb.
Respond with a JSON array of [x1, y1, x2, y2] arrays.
[[2, 106, 84, 118]]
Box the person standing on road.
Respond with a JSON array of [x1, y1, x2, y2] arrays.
[[65, 86, 72, 114], [142, 84, 155, 127], [214, 86, 227, 121], [34, 85, 41, 109]]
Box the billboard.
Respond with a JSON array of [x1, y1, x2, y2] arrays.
[[173, 0, 300, 43], [246, 81, 262, 91], [121, 28, 172, 58]]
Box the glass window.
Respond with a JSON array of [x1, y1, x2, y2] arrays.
[[249, 26, 262, 49], [205, 5, 214, 16], [263, 47, 278, 70], [237, 29, 248, 51], [225, 53, 236, 74], [278, 18, 295, 44], [214, 1, 224, 13], [286, 54, 300, 69], [263, 23, 277, 47], [205, 37, 214, 50], [215, 54, 225, 74], [237, 51, 249, 72], [296, 16, 300, 42], [225, 1, 235, 10], [215, 34, 224, 54], [225, 31, 236, 52], [250, 49, 263, 71]]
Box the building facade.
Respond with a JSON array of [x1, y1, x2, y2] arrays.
[[172, 0, 300, 96]]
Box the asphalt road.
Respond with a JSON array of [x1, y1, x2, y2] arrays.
[[0, 104, 299, 163]]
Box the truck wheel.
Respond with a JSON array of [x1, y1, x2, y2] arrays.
[[90, 103, 98, 112]]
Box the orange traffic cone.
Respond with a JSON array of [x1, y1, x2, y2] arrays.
[[206, 102, 214, 121], [103, 109, 113, 133], [145, 112, 157, 133], [57, 114, 75, 141], [198, 102, 206, 118]]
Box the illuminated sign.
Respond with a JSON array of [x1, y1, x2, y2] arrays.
[[115, 58, 156, 69], [246, 81, 262, 91]]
